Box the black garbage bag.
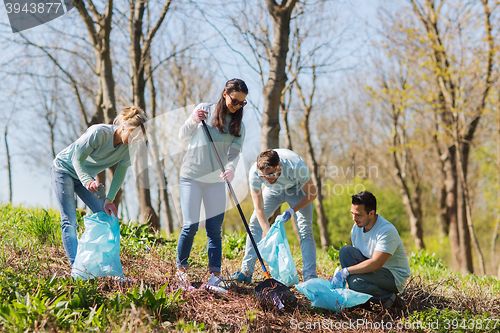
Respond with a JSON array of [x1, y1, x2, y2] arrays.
[[254, 278, 297, 310]]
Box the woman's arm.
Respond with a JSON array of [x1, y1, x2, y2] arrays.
[[71, 127, 101, 187], [179, 104, 206, 141], [225, 123, 245, 172], [72, 147, 95, 187], [106, 163, 128, 201]]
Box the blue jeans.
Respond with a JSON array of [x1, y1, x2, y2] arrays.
[[177, 178, 226, 272], [51, 166, 105, 265], [240, 186, 317, 281], [339, 245, 399, 301]]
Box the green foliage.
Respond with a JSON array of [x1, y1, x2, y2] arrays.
[[124, 282, 186, 320], [409, 250, 451, 281], [241, 309, 259, 333], [222, 196, 255, 233], [222, 232, 246, 259], [0, 205, 62, 248], [28, 208, 61, 246], [0, 271, 187, 331], [404, 308, 496, 332], [0, 274, 106, 332], [326, 242, 347, 269], [175, 319, 207, 332], [409, 250, 446, 270], [120, 221, 174, 256], [320, 178, 408, 248]]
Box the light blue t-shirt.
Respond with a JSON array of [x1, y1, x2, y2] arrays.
[[179, 103, 245, 183], [52, 124, 137, 200], [351, 214, 411, 293], [249, 149, 311, 192]]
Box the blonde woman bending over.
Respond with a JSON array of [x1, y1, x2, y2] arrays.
[[51, 106, 148, 266]]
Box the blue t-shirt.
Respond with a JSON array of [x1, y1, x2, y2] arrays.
[[351, 215, 411, 293], [248, 149, 311, 192]]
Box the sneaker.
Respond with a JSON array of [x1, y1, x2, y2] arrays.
[[392, 294, 406, 311], [381, 293, 397, 310], [229, 270, 252, 284], [205, 273, 230, 289], [176, 270, 195, 291]]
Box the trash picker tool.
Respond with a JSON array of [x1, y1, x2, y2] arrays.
[[200, 119, 297, 309]]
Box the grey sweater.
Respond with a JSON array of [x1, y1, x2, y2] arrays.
[[179, 103, 245, 183]]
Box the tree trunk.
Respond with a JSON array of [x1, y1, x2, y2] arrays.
[[73, 0, 121, 208], [282, 103, 293, 152], [146, 46, 175, 234], [135, 144, 159, 229], [399, 187, 425, 250], [261, 0, 299, 150], [458, 138, 484, 275], [302, 121, 330, 251], [439, 183, 449, 242], [281, 100, 300, 240], [410, 0, 493, 275], [390, 97, 425, 250], [129, 0, 172, 231], [297, 71, 330, 251], [4, 124, 12, 204], [443, 148, 462, 271], [493, 96, 500, 276]]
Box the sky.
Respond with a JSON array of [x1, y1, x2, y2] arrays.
[[0, 0, 381, 223]]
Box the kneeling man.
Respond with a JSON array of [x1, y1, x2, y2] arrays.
[[330, 191, 410, 309]]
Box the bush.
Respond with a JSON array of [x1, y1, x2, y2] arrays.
[[326, 242, 347, 269], [320, 178, 408, 249], [409, 250, 450, 281], [222, 232, 246, 259]]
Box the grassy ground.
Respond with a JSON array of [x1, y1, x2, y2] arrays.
[[0, 204, 499, 332]]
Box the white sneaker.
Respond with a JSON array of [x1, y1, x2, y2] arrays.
[[205, 273, 230, 289], [176, 270, 195, 291]]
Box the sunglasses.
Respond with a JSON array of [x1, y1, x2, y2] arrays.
[[258, 168, 279, 179], [227, 94, 247, 107]]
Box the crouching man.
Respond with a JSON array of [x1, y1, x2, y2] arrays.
[[330, 191, 410, 309], [232, 149, 319, 283]]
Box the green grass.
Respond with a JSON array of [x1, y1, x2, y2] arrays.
[[0, 203, 498, 332]]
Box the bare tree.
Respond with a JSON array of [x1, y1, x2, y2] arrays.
[[73, 0, 116, 124], [128, 0, 172, 230], [295, 66, 330, 250], [410, 0, 493, 274], [144, 48, 175, 234], [260, 0, 299, 150], [4, 115, 14, 204], [366, 57, 426, 250], [372, 0, 495, 273]]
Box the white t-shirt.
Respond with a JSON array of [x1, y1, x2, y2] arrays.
[[351, 214, 411, 293]]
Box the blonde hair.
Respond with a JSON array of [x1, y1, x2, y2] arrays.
[[113, 106, 148, 129]]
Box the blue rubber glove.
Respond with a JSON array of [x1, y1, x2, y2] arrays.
[[282, 208, 295, 222], [329, 267, 349, 289]]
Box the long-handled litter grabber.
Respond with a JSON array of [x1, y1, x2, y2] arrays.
[[200, 119, 297, 309]]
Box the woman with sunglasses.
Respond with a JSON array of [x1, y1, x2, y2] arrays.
[[177, 78, 248, 287], [51, 106, 148, 266]]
